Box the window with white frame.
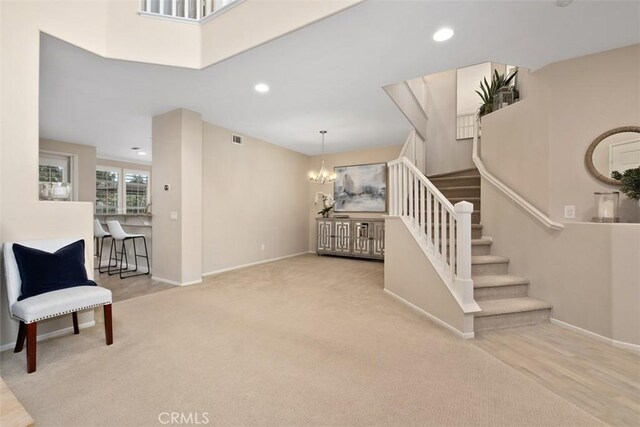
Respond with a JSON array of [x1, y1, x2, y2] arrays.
[[39, 152, 75, 201], [125, 170, 150, 214], [96, 166, 120, 214], [96, 166, 151, 214]]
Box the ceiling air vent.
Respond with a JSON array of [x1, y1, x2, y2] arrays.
[[232, 134, 244, 145]]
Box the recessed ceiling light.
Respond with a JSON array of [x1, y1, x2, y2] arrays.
[[254, 83, 270, 93], [433, 27, 454, 42], [138, 151, 147, 156]]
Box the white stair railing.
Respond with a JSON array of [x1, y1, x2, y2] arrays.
[[388, 156, 477, 312]]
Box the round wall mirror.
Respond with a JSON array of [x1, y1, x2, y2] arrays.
[[585, 126, 640, 185]]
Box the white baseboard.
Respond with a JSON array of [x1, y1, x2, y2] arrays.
[[202, 251, 310, 277], [550, 318, 640, 353], [151, 276, 202, 287], [0, 320, 96, 353], [383, 289, 474, 339]]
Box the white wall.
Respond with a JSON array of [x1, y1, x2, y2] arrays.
[[424, 69, 475, 176], [456, 62, 491, 116]]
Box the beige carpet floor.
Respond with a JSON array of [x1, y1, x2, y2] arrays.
[[1, 254, 601, 426]]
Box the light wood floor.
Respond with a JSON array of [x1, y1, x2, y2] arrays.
[[474, 323, 640, 426], [95, 270, 173, 302]]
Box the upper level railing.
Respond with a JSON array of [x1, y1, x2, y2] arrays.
[[139, 0, 242, 22], [388, 155, 478, 313]]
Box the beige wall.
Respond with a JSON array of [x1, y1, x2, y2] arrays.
[[482, 182, 640, 345], [384, 217, 471, 336], [151, 108, 183, 285], [483, 44, 640, 222], [40, 138, 97, 204], [97, 158, 151, 172], [201, 0, 361, 67], [0, 1, 105, 348], [480, 45, 640, 345], [307, 145, 401, 252], [202, 122, 309, 274], [152, 109, 203, 285], [424, 69, 475, 176]]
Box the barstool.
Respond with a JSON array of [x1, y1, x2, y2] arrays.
[[106, 220, 150, 279], [94, 219, 115, 273]]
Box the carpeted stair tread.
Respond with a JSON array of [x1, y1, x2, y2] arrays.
[[448, 197, 481, 203], [473, 274, 530, 288], [438, 185, 481, 191], [476, 297, 552, 317], [471, 239, 492, 247], [472, 255, 509, 265]]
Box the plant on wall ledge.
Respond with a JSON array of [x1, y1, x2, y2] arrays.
[[476, 69, 518, 118], [612, 167, 640, 201]]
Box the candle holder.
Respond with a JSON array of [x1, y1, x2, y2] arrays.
[[592, 192, 619, 223]]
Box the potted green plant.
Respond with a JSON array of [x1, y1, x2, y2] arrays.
[[476, 69, 518, 118], [612, 167, 640, 203]]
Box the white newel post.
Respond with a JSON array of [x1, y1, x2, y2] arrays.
[[454, 201, 474, 305]]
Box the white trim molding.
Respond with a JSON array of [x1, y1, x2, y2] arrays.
[[551, 318, 640, 353], [151, 276, 203, 287], [472, 116, 564, 231], [0, 321, 96, 353], [202, 251, 310, 277], [384, 289, 475, 339]]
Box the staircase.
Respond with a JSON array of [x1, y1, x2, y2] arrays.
[[428, 167, 552, 333]]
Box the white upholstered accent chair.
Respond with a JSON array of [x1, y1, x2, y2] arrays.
[[3, 238, 113, 373]]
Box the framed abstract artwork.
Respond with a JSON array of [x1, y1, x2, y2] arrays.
[[333, 163, 387, 213]]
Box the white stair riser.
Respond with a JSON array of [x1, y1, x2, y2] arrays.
[[474, 309, 550, 332], [472, 262, 509, 276], [474, 284, 529, 301]]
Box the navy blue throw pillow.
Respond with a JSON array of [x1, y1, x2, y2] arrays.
[[13, 240, 97, 301]]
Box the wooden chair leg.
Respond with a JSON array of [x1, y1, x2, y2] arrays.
[[26, 322, 37, 374], [72, 312, 80, 334], [14, 321, 26, 353], [104, 304, 113, 345]]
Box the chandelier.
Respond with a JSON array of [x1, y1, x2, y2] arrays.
[[309, 130, 336, 184]]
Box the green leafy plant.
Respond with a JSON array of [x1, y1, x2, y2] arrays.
[[612, 167, 640, 201], [476, 69, 518, 118]]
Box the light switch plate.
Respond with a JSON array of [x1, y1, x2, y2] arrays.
[[564, 205, 576, 219], [170, 211, 178, 220]]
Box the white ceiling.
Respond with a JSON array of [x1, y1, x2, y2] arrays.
[[39, 0, 640, 162]]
